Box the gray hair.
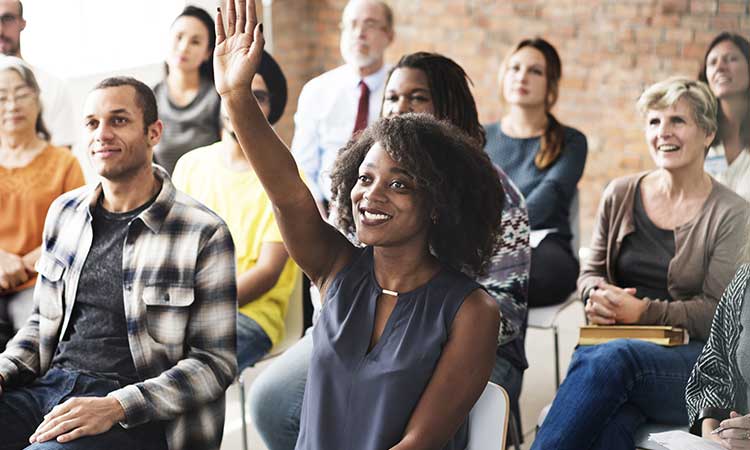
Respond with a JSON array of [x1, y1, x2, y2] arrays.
[[636, 76, 718, 137], [0, 55, 50, 141]]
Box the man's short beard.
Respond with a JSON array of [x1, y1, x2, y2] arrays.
[[340, 43, 380, 70]]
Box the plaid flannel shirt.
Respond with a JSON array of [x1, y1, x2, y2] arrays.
[[0, 167, 237, 450]]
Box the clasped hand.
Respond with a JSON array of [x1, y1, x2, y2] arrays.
[[0, 249, 35, 292], [585, 281, 646, 325]]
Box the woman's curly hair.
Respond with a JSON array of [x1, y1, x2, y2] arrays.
[[330, 113, 505, 277]]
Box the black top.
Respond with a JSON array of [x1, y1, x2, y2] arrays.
[[614, 183, 675, 301], [52, 195, 156, 384]]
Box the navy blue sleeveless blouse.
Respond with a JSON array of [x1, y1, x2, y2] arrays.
[[295, 247, 482, 450]]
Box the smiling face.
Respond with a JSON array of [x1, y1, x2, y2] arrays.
[[350, 142, 429, 247], [705, 39, 750, 100], [0, 68, 39, 136], [646, 97, 715, 172], [502, 46, 548, 108], [382, 67, 434, 118], [168, 16, 211, 73], [339, 0, 393, 71], [83, 86, 162, 182]]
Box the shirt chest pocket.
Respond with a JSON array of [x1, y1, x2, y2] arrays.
[[142, 285, 194, 346], [35, 254, 66, 320]]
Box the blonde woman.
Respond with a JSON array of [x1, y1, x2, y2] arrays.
[[534, 77, 748, 450]]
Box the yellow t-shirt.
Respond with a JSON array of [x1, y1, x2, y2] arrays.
[[173, 143, 299, 346]]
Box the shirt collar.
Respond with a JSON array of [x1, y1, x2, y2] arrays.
[[347, 63, 390, 91], [77, 165, 176, 233]]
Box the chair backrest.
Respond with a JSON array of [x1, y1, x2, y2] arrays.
[[265, 270, 304, 358], [570, 188, 581, 257], [466, 382, 510, 450]]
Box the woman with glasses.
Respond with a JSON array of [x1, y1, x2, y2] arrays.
[[0, 56, 84, 351], [152, 6, 220, 175], [700, 32, 750, 202], [532, 77, 748, 450]]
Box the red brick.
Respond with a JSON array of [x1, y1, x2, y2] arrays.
[[661, 0, 690, 14], [271, 0, 750, 240]]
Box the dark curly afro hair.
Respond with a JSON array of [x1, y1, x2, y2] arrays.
[[330, 113, 505, 277]]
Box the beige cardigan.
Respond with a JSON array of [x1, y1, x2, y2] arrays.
[[578, 172, 749, 341]]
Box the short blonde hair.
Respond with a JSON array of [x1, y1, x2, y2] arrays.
[[637, 77, 718, 136]]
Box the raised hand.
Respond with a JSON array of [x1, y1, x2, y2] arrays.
[[214, 0, 265, 97]]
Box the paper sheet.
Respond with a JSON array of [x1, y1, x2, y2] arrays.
[[649, 431, 725, 450], [529, 228, 557, 248]]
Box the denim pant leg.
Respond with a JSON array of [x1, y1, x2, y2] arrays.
[[24, 370, 166, 450], [248, 331, 312, 450], [237, 312, 273, 373], [531, 339, 704, 450], [0, 369, 78, 450], [589, 403, 646, 450]]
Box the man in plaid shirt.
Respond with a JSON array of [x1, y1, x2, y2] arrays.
[[0, 77, 237, 450]]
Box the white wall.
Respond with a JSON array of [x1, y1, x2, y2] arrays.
[[18, 0, 220, 181]]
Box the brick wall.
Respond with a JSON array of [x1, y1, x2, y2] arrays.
[[268, 0, 750, 244]]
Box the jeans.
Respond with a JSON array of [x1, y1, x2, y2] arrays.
[[237, 312, 273, 373], [248, 330, 525, 450], [531, 339, 704, 450], [0, 286, 35, 351], [0, 368, 166, 450]]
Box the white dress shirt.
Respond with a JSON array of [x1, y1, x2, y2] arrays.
[[291, 64, 390, 202], [705, 142, 750, 202]]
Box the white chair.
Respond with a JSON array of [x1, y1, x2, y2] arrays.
[[467, 382, 511, 450], [238, 272, 305, 450]]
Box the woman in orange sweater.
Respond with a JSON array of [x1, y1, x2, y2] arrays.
[[0, 57, 84, 351]]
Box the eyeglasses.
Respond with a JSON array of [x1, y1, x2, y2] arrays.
[[253, 89, 270, 104], [0, 13, 20, 26], [0, 89, 35, 106], [339, 19, 388, 34]]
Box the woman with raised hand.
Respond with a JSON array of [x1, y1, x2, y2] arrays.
[[215, 2, 504, 448], [700, 32, 750, 202], [249, 51, 531, 450], [0, 56, 84, 351], [486, 37, 587, 308], [532, 77, 748, 450], [153, 6, 220, 175]]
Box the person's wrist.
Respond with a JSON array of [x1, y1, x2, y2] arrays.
[[106, 396, 126, 423]]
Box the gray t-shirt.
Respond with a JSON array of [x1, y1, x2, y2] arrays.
[[736, 283, 750, 412], [52, 195, 156, 384], [152, 78, 221, 175]]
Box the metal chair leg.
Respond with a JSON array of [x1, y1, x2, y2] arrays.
[[508, 412, 522, 450], [553, 325, 561, 389], [239, 374, 248, 450]]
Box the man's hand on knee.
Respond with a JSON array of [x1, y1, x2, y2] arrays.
[[29, 396, 126, 444]]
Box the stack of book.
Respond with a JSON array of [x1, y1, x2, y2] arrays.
[[578, 325, 689, 347]]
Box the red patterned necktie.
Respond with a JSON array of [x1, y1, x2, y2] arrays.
[[352, 80, 370, 135]]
